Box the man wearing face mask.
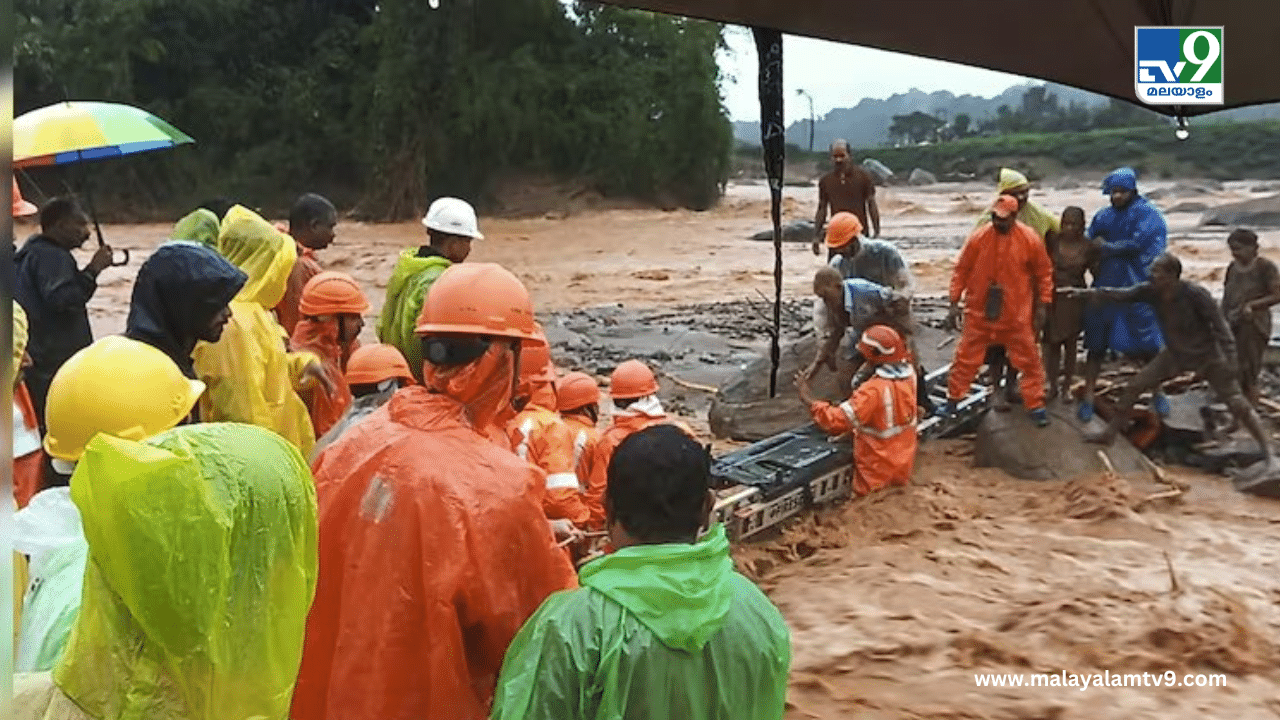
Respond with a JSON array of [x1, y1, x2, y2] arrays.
[[125, 242, 248, 391], [292, 263, 577, 720], [14, 197, 115, 428], [290, 271, 371, 438]]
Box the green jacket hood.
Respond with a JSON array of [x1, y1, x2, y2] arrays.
[[580, 524, 734, 653], [386, 248, 452, 296]]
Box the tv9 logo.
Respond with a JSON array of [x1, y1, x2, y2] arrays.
[[1135, 27, 1223, 105]]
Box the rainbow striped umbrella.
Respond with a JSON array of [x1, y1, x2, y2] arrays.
[[14, 101, 194, 168]]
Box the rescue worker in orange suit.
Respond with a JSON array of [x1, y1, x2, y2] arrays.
[[275, 193, 338, 336], [797, 325, 918, 495], [509, 328, 587, 529], [557, 370, 602, 486], [944, 195, 1054, 427], [291, 271, 370, 438], [291, 263, 577, 720], [310, 343, 416, 461], [581, 359, 695, 531]]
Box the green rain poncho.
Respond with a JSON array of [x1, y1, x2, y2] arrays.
[[377, 249, 452, 381], [171, 208, 221, 248], [50, 422, 318, 720], [491, 524, 792, 720]]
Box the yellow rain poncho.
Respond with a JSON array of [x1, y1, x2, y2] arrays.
[[973, 168, 1061, 240], [14, 423, 318, 720], [193, 206, 318, 456]]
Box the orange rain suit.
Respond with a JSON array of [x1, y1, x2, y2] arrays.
[[809, 365, 918, 495], [275, 245, 324, 336], [508, 381, 589, 526], [947, 220, 1053, 408], [290, 318, 356, 439], [291, 381, 577, 720], [581, 411, 696, 531]]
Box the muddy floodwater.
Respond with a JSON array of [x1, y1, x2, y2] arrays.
[[31, 179, 1280, 717]]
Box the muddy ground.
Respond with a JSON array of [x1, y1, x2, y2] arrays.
[[25, 178, 1280, 717]]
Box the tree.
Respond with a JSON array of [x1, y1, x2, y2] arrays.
[[950, 113, 971, 139], [889, 111, 944, 145]]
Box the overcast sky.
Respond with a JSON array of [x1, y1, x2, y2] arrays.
[[717, 27, 1030, 122]]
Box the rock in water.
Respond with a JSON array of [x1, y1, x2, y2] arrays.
[[1199, 193, 1280, 227], [749, 220, 815, 243], [862, 158, 895, 185], [709, 334, 850, 441], [974, 402, 1149, 480], [908, 168, 937, 186]]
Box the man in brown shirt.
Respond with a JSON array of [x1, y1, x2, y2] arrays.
[[812, 139, 880, 257], [1061, 253, 1278, 482], [1221, 229, 1280, 405]]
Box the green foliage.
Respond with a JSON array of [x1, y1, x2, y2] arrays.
[[14, 0, 732, 220], [848, 121, 1280, 181]]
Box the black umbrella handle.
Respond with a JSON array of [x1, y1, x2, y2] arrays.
[[83, 181, 129, 266]]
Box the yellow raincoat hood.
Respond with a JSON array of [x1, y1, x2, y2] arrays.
[[53, 423, 318, 720], [217, 205, 297, 309], [998, 168, 1030, 192]]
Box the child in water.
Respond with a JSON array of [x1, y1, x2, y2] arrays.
[[1044, 206, 1098, 402]]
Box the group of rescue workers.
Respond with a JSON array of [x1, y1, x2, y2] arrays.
[[9, 181, 790, 720], [8, 143, 1280, 718], [805, 144, 1280, 493]]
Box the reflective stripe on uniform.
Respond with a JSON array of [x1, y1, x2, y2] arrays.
[[854, 379, 916, 440], [515, 417, 535, 461], [546, 472, 581, 491], [838, 401, 856, 425], [572, 429, 589, 469]]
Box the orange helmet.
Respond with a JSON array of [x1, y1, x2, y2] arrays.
[[519, 332, 557, 383], [414, 263, 540, 341], [345, 343, 416, 386], [12, 179, 37, 218], [299, 271, 370, 316], [556, 371, 601, 412], [825, 212, 863, 248], [856, 324, 909, 364], [610, 359, 659, 400]]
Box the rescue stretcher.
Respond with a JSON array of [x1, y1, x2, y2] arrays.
[[710, 363, 992, 541]]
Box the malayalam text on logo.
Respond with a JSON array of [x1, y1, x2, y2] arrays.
[[1134, 27, 1224, 106]]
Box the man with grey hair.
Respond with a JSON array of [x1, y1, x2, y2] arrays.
[[812, 139, 881, 257]]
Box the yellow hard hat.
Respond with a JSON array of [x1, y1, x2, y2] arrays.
[[43, 336, 206, 462]]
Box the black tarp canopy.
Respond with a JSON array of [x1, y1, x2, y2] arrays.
[[593, 0, 1280, 117]]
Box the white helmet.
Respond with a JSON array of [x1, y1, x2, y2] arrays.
[[422, 197, 484, 240]]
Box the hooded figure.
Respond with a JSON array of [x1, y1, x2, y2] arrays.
[[491, 425, 791, 719], [290, 271, 370, 439], [126, 241, 247, 380], [292, 264, 576, 720], [13, 423, 318, 720], [171, 208, 221, 248], [192, 205, 322, 457], [971, 168, 1061, 241], [1082, 167, 1167, 356]]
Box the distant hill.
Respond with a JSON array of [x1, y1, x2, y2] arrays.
[[732, 82, 1280, 149]]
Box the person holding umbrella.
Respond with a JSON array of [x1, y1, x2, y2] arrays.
[[14, 197, 116, 429]]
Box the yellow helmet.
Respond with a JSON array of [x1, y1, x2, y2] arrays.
[[43, 336, 206, 462]]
